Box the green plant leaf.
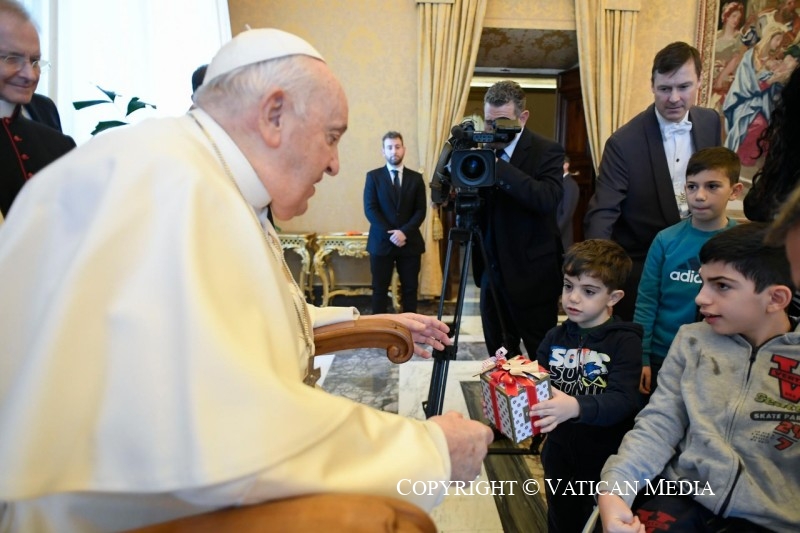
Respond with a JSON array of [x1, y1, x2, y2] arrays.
[[96, 86, 118, 102], [91, 120, 128, 136], [73, 99, 112, 110], [126, 97, 157, 116]]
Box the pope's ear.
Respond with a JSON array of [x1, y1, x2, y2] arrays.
[[258, 89, 285, 147]]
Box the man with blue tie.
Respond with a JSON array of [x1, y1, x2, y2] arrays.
[[584, 42, 722, 320], [364, 131, 426, 313]]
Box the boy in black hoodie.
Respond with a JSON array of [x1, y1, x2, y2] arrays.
[[531, 239, 643, 533]]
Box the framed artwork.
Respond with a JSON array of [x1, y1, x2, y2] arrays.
[[696, 0, 799, 186]]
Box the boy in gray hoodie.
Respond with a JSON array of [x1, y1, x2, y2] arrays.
[[598, 223, 800, 533]]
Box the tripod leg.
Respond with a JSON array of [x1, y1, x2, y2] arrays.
[[424, 228, 474, 418]]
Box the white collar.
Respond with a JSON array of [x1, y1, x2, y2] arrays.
[[0, 100, 18, 119], [189, 109, 272, 221], [502, 129, 523, 158], [655, 108, 691, 132]]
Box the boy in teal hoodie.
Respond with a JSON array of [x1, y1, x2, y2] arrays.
[[634, 147, 743, 397]]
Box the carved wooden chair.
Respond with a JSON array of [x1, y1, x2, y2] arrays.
[[127, 316, 436, 533]]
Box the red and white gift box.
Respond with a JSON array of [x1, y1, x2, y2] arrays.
[[480, 351, 551, 443]]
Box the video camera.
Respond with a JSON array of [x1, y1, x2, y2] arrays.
[[431, 118, 521, 204]]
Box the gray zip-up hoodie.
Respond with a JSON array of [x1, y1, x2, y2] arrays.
[[601, 320, 800, 532]]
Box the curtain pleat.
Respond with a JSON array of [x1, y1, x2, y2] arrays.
[[416, 0, 487, 297], [576, 0, 640, 174]]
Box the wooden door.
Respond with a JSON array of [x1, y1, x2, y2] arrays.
[[555, 67, 594, 244]]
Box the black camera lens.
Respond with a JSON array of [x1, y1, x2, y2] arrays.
[[450, 149, 495, 189], [460, 154, 486, 184]]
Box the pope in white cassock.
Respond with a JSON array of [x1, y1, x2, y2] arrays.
[[0, 29, 493, 531]]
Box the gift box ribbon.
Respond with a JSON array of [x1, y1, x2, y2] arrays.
[[487, 357, 547, 437], [489, 358, 542, 395]]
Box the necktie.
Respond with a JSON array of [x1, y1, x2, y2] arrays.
[[496, 149, 509, 162], [665, 121, 692, 139], [391, 170, 401, 202]]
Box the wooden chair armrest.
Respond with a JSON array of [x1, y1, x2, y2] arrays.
[[313, 316, 414, 364], [125, 493, 436, 533]]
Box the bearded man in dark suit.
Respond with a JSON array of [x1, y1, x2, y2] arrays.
[[476, 80, 565, 357], [584, 42, 722, 320], [364, 131, 427, 313]]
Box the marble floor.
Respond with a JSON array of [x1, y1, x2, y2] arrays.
[[318, 279, 552, 533]]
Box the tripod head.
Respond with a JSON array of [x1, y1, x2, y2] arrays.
[[453, 191, 484, 231]]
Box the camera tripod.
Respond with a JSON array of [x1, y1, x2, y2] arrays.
[[423, 193, 497, 419], [422, 193, 545, 456]]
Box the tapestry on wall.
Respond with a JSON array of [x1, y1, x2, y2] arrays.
[[697, 0, 799, 186]]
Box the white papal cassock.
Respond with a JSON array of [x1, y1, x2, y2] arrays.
[[0, 110, 450, 531]]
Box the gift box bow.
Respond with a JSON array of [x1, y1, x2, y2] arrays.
[[488, 357, 548, 396]]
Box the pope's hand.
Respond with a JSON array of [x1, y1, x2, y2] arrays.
[[429, 411, 493, 481], [373, 312, 453, 358]]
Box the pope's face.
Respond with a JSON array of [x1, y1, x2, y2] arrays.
[[651, 59, 699, 123], [0, 17, 41, 105], [268, 62, 348, 220]]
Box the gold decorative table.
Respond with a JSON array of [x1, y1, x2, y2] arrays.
[[278, 232, 316, 300], [313, 233, 399, 311]]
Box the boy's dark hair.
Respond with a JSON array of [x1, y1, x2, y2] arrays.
[[766, 182, 800, 246], [651, 42, 701, 83], [686, 147, 741, 184], [700, 223, 794, 293], [563, 239, 632, 291], [382, 131, 403, 144], [748, 64, 800, 221]]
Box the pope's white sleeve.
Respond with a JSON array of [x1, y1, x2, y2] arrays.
[[235, 398, 451, 512], [307, 304, 360, 328]]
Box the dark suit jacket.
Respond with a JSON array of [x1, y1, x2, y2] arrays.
[[364, 166, 426, 256], [584, 104, 721, 262], [473, 128, 565, 307], [1, 113, 76, 216], [24, 93, 65, 133], [557, 173, 580, 251]]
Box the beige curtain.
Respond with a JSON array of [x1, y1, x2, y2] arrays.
[[416, 0, 487, 298], [575, 0, 641, 174]]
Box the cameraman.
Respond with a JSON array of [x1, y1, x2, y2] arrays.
[[476, 80, 565, 357]]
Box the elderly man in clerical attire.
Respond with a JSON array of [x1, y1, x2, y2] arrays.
[[0, 0, 74, 220], [0, 29, 492, 531]]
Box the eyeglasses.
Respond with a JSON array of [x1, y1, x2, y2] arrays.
[[0, 53, 51, 72]]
